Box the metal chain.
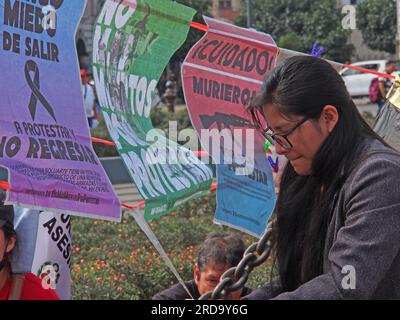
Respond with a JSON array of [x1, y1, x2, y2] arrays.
[[199, 220, 275, 300]]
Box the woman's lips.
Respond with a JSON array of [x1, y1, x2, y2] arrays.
[[289, 157, 302, 163]]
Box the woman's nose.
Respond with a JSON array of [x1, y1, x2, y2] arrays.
[[274, 142, 289, 155]]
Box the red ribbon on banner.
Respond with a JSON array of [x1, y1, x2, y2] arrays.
[[342, 64, 395, 80], [0, 134, 216, 210], [89, 138, 215, 209], [91, 137, 209, 157], [0, 181, 10, 190], [0, 180, 217, 211], [189, 21, 395, 80]]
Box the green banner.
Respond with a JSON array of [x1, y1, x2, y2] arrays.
[[92, 0, 213, 220]]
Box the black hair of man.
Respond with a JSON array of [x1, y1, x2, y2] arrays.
[[386, 60, 397, 67], [197, 232, 245, 272]]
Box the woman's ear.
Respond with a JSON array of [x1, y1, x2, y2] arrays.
[[194, 263, 200, 284], [5, 235, 16, 254], [321, 105, 339, 133]]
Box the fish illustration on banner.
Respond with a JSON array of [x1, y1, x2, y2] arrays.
[[0, 0, 121, 221], [92, 0, 213, 220], [182, 17, 279, 236]]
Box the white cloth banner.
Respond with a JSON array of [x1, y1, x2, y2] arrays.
[[13, 208, 72, 300]]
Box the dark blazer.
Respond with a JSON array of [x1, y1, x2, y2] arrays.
[[246, 138, 400, 299], [153, 279, 252, 300]]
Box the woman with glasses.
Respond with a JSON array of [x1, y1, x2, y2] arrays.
[[245, 56, 400, 299]]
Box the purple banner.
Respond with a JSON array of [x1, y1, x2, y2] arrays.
[[0, 0, 121, 221]]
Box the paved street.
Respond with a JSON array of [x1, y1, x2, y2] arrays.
[[354, 97, 379, 117], [113, 183, 142, 207]]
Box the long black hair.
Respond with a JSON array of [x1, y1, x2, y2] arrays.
[[250, 56, 390, 292]]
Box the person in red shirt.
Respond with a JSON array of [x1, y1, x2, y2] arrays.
[[0, 204, 59, 300]]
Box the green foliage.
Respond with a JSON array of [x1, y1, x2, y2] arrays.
[[150, 108, 193, 132], [357, 0, 396, 54], [236, 0, 353, 62], [90, 114, 119, 158], [72, 193, 273, 299], [277, 32, 304, 52]]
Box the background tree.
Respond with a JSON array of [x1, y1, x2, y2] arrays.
[[236, 0, 353, 62], [277, 32, 305, 53], [357, 0, 396, 54]]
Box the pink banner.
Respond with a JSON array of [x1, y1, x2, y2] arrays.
[[182, 17, 279, 236]]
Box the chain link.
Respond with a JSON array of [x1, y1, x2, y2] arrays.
[[199, 220, 275, 300]]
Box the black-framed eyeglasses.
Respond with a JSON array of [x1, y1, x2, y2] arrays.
[[250, 108, 308, 150]]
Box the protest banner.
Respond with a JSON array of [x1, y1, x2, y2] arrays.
[[13, 207, 71, 300], [0, 0, 121, 221], [374, 76, 400, 151], [92, 0, 213, 220], [182, 17, 279, 236]]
